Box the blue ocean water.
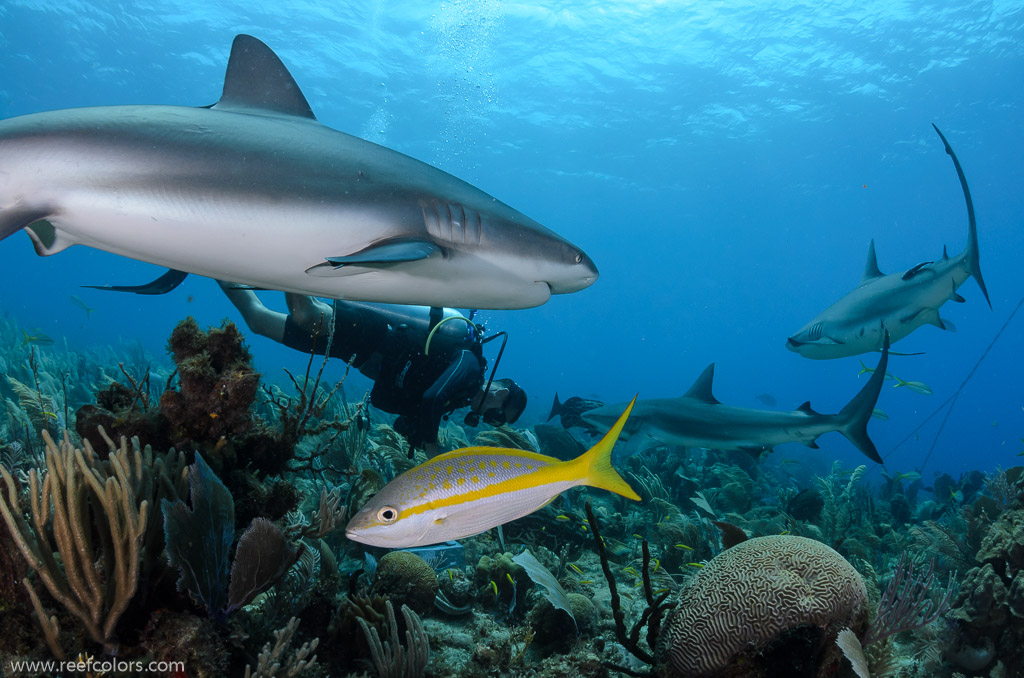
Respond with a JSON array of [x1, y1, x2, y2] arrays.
[[0, 0, 1021, 481]]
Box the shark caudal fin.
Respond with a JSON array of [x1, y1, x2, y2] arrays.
[[932, 124, 991, 309], [571, 395, 641, 500], [837, 333, 890, 464], [547, 393, 563, 422]]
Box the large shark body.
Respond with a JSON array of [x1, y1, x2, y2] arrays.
[[583, 337, 890, 463], [0, 35, 597, 310], [786, 125, 990, 359]]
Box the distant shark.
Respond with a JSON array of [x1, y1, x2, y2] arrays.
[[583, 335, 890, 463], [786, 125, 990, 359], [0, 35, 597, 310]]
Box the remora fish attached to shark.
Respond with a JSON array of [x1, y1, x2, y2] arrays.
[[786, 125, 990, 359], [582, 335, 890, 463], [0, 35, 597, 310]]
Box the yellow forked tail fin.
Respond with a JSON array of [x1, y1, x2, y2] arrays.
[[574, 395, 641, 501]]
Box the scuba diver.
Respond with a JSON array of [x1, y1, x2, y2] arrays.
[[218, 282, 527, 453]]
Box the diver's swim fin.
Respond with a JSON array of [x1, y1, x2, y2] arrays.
[[83, 268, 189, 295]]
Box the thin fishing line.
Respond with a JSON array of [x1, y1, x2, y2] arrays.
[[884, 294, 1024, 471]]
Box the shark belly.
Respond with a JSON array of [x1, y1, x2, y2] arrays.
[[0, 105, 560, 308]]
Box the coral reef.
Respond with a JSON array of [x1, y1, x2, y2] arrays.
[[656, 535, 868, 678], [371, 551, 439, 616]]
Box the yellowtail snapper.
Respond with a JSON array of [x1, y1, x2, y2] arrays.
[[345, 397, 640, 547]]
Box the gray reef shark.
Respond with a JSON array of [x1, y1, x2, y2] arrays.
[[0, 35, 597, 310], [583, 335, 890, 463], [786, 125, 990, 359]]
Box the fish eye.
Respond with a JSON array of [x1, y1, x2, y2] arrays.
[[377, 506, 399, 524], [574, 252, 583, 264]]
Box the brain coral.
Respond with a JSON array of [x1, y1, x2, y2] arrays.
[[657, 535, 868, 678]]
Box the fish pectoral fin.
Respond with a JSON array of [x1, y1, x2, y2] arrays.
[[326, 239, 441, 267], [82, 268, 189, 295], [1, 208, 52, 244]]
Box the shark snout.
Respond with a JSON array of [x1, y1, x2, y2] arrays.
[[785, 336, 804, 352], [546, 250, 599, 295]]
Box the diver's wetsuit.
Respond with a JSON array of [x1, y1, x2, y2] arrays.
[[281, 301, 485, 449]]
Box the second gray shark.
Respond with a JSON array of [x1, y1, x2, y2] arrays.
[[787, 125, 990, 359], [583, 336, 890, 463], [0, 35, 597, 310]]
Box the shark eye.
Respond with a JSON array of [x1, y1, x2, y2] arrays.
[[574, 252, 583, 264], [377, 506, 399, 524]]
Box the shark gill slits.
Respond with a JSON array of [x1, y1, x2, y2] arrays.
[[809, 323, 823, 341], [421, 199, 481, 246]]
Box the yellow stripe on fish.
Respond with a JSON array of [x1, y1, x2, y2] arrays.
[[344, 396, 640, 547]]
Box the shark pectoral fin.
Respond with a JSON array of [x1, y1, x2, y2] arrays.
[[910, 308, 948, 329], [1, 208, 52, 244], [326, 240, 440, 267], [941, 318, 957, 332], [951, 292, 966, 303], [803, 439, 820, 449], [23, 220, 76, 255], [83, 268, 189, 295]]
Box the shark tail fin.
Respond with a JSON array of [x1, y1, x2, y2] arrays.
[[571, 396, 641, 501], [547, 393, 562, 422], [837, 334, 889, 464], [932, 124, 991, 309]]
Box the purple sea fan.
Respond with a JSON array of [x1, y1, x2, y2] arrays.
[[864, 551, 958, 646]]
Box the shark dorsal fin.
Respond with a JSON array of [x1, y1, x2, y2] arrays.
[[796, 401, 819, 416], [862, 240, 883, 281], [213, 35, 316, 120], [941, 245, 949, 261], [683, 364, 719, 404]]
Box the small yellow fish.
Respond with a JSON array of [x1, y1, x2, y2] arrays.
[[895, 471, 922, 482], [780, 459, 800, 466], [579, 580, 594, 585], [686, 563, 704, 569], [70, 295, 96, 319], [344, 397, 640, 547], [21, 330, 54, 346], [892, 376, 933, 395], [555, 514, 571, 521], [673, 543, 693, 551], [506, 573, 515, 585], [568, 563, 585, 576]]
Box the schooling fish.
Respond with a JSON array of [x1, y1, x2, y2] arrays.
[[345, 397, 640, 548], [547, 393, 605, 430], [891, 376, 933, 395]]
